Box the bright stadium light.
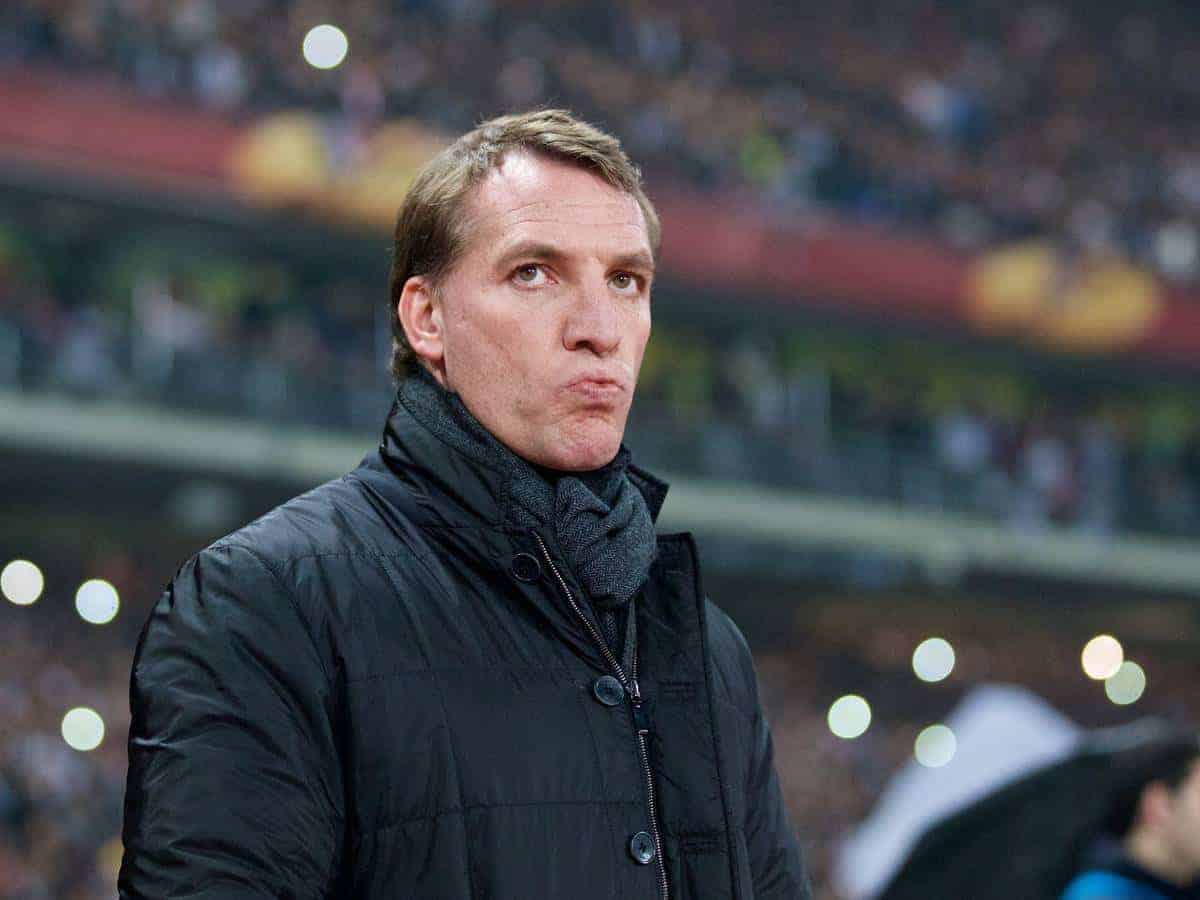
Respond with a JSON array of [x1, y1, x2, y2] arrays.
[[75, 579, 119, 625], [1081, 634, 1123, 680], [1105, 661, 1147, 706], [828, 694, 872, 740], [303, 24, 349, 70], [62, 707, 105, 752], [2, 559, 44, 606], [912, 637, 955, 683], [914, 724, 957, 768]]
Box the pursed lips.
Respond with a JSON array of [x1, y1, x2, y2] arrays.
[[564, 373, 628, 401]]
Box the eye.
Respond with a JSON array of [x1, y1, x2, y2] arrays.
[[513, 264, 549, 287], [610, 272, 641, 294]]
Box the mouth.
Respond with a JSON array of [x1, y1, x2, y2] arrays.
[[565, 374, 627, 402]]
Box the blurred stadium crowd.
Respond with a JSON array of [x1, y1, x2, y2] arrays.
[[5, 0, 1200, 282], [2, 0, 1199, 542], [3, 1, 1200, 898], [4, 215, 1200, 539], [0, 544, 141, 899]]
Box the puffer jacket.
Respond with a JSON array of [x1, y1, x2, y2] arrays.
[[118, 394, 811, 899]]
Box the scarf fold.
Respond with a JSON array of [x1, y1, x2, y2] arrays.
[[398, 368, 657, 619]]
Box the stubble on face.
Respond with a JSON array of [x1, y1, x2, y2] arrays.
[[433, 152, 654, 471]]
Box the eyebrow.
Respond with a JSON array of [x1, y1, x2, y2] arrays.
[[492, 240, 656, 276]]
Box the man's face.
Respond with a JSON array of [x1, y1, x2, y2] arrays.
[[1162, 760, 1200, 875], [415, 152, 654, 471]]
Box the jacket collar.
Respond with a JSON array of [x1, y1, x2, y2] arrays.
[[375, 389, 669, 530]]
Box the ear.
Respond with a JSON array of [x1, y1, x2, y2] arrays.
[[1140, 782, 1173, 830], [398, 275, 446, 381]]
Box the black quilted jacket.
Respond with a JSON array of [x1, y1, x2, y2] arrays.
[[118, 395, 811, 899]]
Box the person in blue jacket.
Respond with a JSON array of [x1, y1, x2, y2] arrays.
[[1062, 747, 1200, 899]]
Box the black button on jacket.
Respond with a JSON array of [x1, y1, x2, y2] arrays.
[[118, 396, 811, 899]]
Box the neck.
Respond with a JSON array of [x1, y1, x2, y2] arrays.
[[1124, 828, 1197, 888]]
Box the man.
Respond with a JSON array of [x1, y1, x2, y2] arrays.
[[1062, 744, 1200, 900], [119, 110, 810, 898]]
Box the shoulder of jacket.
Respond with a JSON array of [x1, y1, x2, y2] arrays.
[[704, 599, 751, 658], [204, 471, 414, 569], [702, 597, 759, 699]]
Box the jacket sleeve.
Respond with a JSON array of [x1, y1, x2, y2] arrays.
[[727, 616, 812, 899], [119, 543, 344, 899], [744, 691, 811, 898]]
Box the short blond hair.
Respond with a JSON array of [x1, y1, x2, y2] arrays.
[[386, 109, 660, 381]]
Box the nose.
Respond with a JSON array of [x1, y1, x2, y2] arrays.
[[562, 282, 621, 356]]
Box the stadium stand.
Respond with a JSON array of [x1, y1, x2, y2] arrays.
[[2, 3, 1200, 899], [3, 211, 1199, 539]]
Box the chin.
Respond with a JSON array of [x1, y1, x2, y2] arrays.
[[543, 423, 623, 472]]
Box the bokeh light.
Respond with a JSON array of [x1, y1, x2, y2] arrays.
[[1, 559, 44, 605], [912, 637, 955, 682], [1081, 634, 1124, 680], [828, 695, 872, 740], [61, 707, 105, 751], [75, 579, 120, 625], [302, 25, 348, 70], [914, 724, 957, 768], [1105, 661, 1147, 705]]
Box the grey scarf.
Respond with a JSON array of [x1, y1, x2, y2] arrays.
[[399, 368, 656, 631]]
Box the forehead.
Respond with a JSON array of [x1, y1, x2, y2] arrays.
[[459, 152, 650, 260]]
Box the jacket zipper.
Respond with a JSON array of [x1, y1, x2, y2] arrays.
[[534, 533, 669, 900]]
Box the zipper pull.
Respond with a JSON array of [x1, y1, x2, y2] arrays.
[[630, 682, 652, 735]]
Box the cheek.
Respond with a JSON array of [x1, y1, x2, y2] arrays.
[[456, 303, 550, 404], [629, 308, 652, 370], [449, 294, 519, 369]]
